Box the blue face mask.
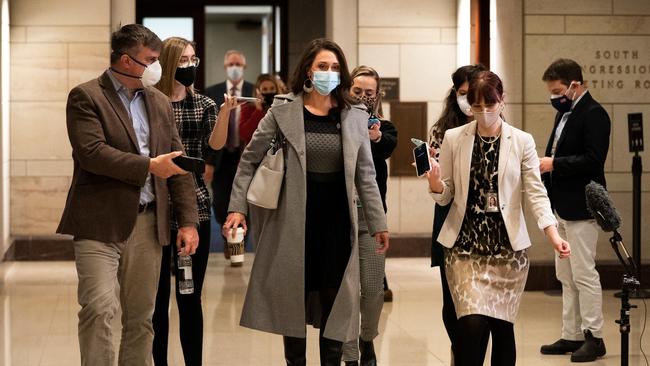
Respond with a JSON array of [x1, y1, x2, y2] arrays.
[[312, 71, 340, 96]]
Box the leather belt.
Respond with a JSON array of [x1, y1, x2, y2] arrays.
[[138, 201, 156, 213]]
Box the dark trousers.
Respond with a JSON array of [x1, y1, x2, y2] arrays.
[[152, 221, 211, 366], [211, 149, 241, 225], [456, 314, 516, 366]]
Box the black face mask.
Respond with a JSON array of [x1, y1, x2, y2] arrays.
[[175, 66, 196, 87], [550, 94, 572, 113], [262, 92, 276, 106]]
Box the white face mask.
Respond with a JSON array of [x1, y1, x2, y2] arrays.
[[456, 94, 472, 117], [474, 103, 503, 129], [140, 60, 162, 88], [226, 66, 244, 82]]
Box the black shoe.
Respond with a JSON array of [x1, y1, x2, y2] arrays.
[[359, 337, 377, 366], [283, 336, 306, 366], [540, 339, 584, 354], [571, 330, 606, 362], [345, 362, 359, 366]]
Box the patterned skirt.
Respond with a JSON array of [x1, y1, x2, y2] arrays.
[[444, 246, 529, 323]]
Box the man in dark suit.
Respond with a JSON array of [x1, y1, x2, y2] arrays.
[[204, 50, 254, 265], [57, 24, 199, 366], [539, 58, 610, 363]]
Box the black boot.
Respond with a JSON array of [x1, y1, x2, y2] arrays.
[[283, 336, 306, 366], [540, 339, 584, 354], [319, 335, 343, 366], [570, 330, 606, 362], [345, 362, 359, 366], [359, 337, 377, 366]]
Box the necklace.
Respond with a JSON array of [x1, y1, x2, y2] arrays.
[[477, 132, 501, 144]]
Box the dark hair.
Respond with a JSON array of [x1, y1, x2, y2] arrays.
[[110, 24, 162, 64], [429, 64, 486, 144], [467, 70, 504, 106], [542, 58, 584, 87], [290, 38, 353, 110]]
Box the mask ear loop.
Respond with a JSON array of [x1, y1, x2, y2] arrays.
[[566, 81, 581, 100]]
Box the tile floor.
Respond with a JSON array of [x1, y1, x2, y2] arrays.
[[0, 256, 648, 365]]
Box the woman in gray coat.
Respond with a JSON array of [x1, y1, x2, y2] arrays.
[[223, 38, 390, 366]]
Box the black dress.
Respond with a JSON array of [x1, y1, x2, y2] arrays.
[[303, 108, 351, 293]]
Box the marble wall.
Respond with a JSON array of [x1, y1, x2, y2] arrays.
[[8, 0, 112, 236], [354, 0, 458, 234], [519, 0, 650, 262], [6, 0, 650, 265]]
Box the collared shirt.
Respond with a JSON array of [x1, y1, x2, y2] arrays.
[[107, 70, 155, 204], [551, 90, 588, 156]]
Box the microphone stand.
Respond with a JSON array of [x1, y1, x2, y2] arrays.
[[631, 151, 650, 298], [609, 230, 640, 366]]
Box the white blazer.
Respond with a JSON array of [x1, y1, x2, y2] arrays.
[[430, 121, 557, 251]]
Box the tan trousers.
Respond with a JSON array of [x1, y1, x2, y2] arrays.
[[73, 210, 162, 366], [555, 214, 604, 340]]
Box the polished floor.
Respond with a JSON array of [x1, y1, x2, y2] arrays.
[[0, 256, 648, 365]]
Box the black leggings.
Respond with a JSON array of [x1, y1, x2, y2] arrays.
[[456, 314, 516, 366], [152, 221, 211, 366], [433, 203, 489, 361]]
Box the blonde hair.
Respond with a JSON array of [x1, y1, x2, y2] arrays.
[[350, 65, 384, 118], [156, 37, 195, 98]]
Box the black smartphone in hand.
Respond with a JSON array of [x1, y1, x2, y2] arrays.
[[413, 142, 431, 177], [172, 155, 205, 174]]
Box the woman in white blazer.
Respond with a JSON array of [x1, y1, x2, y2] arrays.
[[427, 71, 571, 366]]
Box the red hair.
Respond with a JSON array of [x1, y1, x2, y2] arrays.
[[467, 71, 504, 105]]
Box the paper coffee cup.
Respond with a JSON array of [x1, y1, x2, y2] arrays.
[[227, 227, 245, 264], [226, 227, 245, 243]]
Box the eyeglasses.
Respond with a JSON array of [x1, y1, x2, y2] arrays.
[[179, 57, 200, 68]]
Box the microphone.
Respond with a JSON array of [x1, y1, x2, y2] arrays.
[[585, 181, 622, 232], [585, 181, 637, 274]]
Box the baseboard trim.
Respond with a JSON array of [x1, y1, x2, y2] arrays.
[[5, 235, 649, 291]]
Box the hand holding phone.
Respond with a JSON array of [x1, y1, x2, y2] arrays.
[[172, 155, 206, 174], [413, 142, 431, 177], [368, 116, 380, 128]]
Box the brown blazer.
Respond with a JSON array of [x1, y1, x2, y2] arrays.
[[57, 70, 198, 245]]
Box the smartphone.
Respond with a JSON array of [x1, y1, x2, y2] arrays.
[[235, 96, 260, 103], [368, 116, 380, 128], [413, 142, 431, 177], [172, 155, 205, 174]]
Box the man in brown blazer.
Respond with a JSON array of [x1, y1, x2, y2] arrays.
[[57, 24, 199, 366]]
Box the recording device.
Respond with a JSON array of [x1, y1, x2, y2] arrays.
[[413, 142, 431, 177], [585, 181, 636, 272], [627, 113, 644, 153], [172, 155, 205, 174], [585, 181, 622, 233], [235, 96, 260, 103]]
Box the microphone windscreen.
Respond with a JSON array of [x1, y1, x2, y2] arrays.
[[585, 181, 621, 232]]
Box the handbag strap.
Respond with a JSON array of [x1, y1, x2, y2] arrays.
[[269, 128, 286, 153]]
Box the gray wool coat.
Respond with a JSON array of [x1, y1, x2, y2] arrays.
[[228, 93, 388, 342]]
